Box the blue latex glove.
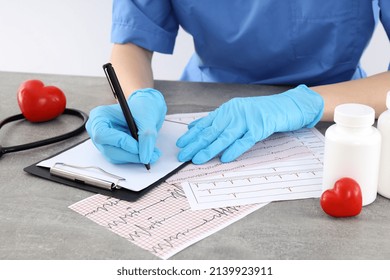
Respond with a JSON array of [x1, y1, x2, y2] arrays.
[[176, 85, 324, 164], [86, 88, 167, 164]]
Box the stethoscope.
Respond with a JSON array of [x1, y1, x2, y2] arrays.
[[0, 108, 88, 158]]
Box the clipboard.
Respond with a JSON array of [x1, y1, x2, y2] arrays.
[[24, 120, 190, 201]]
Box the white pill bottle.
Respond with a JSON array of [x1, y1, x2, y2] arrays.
[[378, 92, 390, 198], [322, 103, 381, 206]]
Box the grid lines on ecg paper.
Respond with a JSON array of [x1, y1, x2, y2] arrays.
[[180, 128, 326, 209], [68, 123, 325, 258], [69, 183, 263, 259]]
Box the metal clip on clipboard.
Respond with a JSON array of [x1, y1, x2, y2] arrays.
[[50, 163, 125, 191]]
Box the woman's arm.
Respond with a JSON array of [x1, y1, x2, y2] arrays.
[[110, 43, 155, 98], [86, 42, 167, 165], [312, 71, 390, 121], [110, 42, 390, 122]]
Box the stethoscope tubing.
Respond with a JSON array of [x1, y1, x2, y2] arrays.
[[0, 108, 88, 157]]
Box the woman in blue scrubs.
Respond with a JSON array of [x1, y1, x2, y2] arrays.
[[86, 0, 390, 165]]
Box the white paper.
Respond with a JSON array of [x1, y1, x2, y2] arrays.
[[166, 132, 313, 184], [180, 128, 325, 209], [67, 113, 325, 259], [38, 120, 188, 191]]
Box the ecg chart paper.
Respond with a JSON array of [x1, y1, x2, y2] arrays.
[[166, 132, 314, 184], [69, 184, 266, 259], [179, 128, 325, 210], [68, 113, 324, 258]]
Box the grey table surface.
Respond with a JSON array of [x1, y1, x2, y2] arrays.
[[1, 71, 390, 260]]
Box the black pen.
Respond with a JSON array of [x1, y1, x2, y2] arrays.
[[102, 63, 151, 170]]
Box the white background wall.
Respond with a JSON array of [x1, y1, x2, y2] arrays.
[[0, 0, 389, 80]]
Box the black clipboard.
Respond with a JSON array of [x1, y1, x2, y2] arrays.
[[24, 138, 190, 202]]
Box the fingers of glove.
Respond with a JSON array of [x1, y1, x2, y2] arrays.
[[176, 111, 217, 148], [177, 125, 223, 162], [191, 124, 246, 164], [93, 142, 140, 164], [94, 142, 161, 164], [86, 104, 139, 150], [138, 128, 159, 164], [220, 131, 258, 163], [92, 125, 162, 165], [176, 126, 202, 149], [187, 116, 205, 129], [88, 121, 139, 154]]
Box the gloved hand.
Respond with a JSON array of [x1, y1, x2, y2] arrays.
[[86, 88, 167, 164], [176, 85, 324, 164]]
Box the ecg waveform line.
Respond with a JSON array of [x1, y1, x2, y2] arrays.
[[189, 159, 323, 185], [180, 128, 325, 210], [183, 161, 323, 209], [167, 135, 312, 184], [69, 114, 325, 258], [69, 182, 265, 259]]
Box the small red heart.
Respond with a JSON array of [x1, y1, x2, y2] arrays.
[[320, 177, 362, 218], [17, 79, 66, 122]]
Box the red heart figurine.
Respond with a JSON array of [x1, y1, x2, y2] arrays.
[[17, 79, 66, 122], [320, 177, 362, 218]]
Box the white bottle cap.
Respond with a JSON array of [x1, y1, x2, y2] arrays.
[[387, 91, 390, 109], [334, 103, 375, 127]]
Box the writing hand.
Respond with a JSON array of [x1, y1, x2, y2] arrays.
[[86, 88, 167, 164]]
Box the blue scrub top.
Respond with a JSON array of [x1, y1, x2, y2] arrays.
[[111, 0, 390, 86]]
